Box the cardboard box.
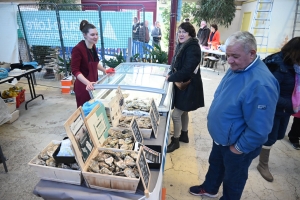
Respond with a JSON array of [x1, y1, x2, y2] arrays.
[[6, 110, 19, 124], [28, 140, 82, 185], [5, 98, 16, 114], [64, 107, 144, 193]]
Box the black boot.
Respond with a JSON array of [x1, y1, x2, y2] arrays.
[[179, 130, 189, 143], [167, 137, 180, 153]]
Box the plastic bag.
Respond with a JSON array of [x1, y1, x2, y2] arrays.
[[292, 74, 300, 113], [57, 139, 74, 157], [0, 97, 12, 125], [82, 100, 103, 116]]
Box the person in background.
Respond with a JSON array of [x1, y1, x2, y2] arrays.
[[197, 21, 210, 47], [166, 22, 205, 153], [189, 31, 279, 199], [151, 21, 162, 47], [138, 21, 150, 43], [71, 20, 106, 108], [288, 114, 300, 150], [208, 24, 220, 50], [132, 17, 140, 41], [257, 37, 300, 182]]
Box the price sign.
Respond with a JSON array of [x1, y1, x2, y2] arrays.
[[136, 147, 151, 198], [130, 117, 143, 144], [138, 143, 161, 163], [150, 98, 160, 124], [149, 109, 158, 138]]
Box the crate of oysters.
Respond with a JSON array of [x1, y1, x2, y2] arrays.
[[64, 107, 150, 194], [28, 140, 82, 185], [83, 101, 137, 150], [107, 88, 160, 125], [107, 89, 159, 139]]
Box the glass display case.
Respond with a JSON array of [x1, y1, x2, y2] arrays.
[[90, 63, 173, 114]]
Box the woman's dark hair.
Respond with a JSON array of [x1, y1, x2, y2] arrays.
[[178, 22, 196, 37], [211, 24, 218, 31], [80, 20, 96, 34], [281, 37, 300, 65]]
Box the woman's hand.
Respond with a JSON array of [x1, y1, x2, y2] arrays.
[[86, 81, 96, 91], [165, 75, 169, 81]]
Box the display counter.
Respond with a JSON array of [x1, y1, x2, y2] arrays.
[[90, 63, 172, 114]]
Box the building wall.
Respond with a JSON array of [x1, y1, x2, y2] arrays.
[[218, 0, 297, 52], [241, 0, 297, 51]]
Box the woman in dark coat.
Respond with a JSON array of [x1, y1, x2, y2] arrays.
[[71, 20, 106, 108], [166, 22, 205, 153], [257, 37, 300, 182]]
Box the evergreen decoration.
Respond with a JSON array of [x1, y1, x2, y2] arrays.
[[103, 51, 125, 68], [193, 0, 236, 28], [57, 56, 71, 76], [145, 44, 168, 64]]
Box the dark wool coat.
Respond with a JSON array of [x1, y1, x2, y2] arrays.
[[168, 38, 205, 111], [197, 26, 210, 46], [264, 52, 296, 114]]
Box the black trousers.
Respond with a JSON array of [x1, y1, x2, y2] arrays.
[[288, 116, 300, 143]]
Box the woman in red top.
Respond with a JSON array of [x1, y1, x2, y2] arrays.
[[208, 24, 220, 50], [71, 20, 106, 108]]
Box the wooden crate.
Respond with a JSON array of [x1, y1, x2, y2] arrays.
[[109, 92, 157, 139], [28, 140, 82, 185], [64, 107, 141, 193], [81, 148, 140, 193]]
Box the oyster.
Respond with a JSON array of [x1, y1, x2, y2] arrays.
[[124, 137, 133, 144], [89, 160, 100, 173], [130, 152, 138, 160], [98, 161, 110, 169], [118, 139, 125, 145], [124, 155, 136, 167], [114, 171, 126, 177], [105, 156, 114, 166], [99, 167, 113, 175], [70, 163, 80, 170], [46, 157, 56, 167], [57, 163, 71, 169], [132, 167, 140, 178], [34, 158, 46, 166], [38, 151, 50, 161], [124, 168, 136, 178], [114, 159, 127, 169], [94, 152, 111, 162]]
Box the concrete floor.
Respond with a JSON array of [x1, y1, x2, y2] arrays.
[[0, 66, 299, 200]]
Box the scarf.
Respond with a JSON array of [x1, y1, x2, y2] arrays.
[[292, 64, 300, 113]]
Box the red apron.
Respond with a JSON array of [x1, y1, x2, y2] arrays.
[[74, 48, 98, 108]]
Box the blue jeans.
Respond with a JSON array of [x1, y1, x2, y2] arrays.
[[264, 112, 291, 146], [202, 142, 261, 200]]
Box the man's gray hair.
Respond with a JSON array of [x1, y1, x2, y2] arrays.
[[225, 31, 257, 52]]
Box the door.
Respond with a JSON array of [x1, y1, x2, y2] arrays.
[[241, 12, 251, 31]]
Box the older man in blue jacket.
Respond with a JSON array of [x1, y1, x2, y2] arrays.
[[189, 31, 279, 199]]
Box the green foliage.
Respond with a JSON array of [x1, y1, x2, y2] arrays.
[[145, 44, 168, 64], [130, 53, 140, 62], [103, 51, 125, 68], [193, 0, 236, 28], [31, 46, 52, 66], [37, 0, 80, 10], [161, 7, 171, 47], [181, 2, 197, 24], [57, 55, 71, 75]]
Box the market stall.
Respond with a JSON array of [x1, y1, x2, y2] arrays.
[[31, 63, 173, 200]]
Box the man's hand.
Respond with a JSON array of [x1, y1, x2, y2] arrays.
[[230, 145, 242, 154], [165, 75, 169, 81]]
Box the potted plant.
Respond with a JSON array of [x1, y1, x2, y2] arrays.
[[103, 51, 125, 68], [145, 44, 168, 64]]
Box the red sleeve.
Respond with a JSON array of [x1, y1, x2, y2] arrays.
[[211, 31, 220, 48], [71, 46, 83, 77]]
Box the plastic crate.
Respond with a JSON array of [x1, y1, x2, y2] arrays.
[[16, 89, 25, 108]]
